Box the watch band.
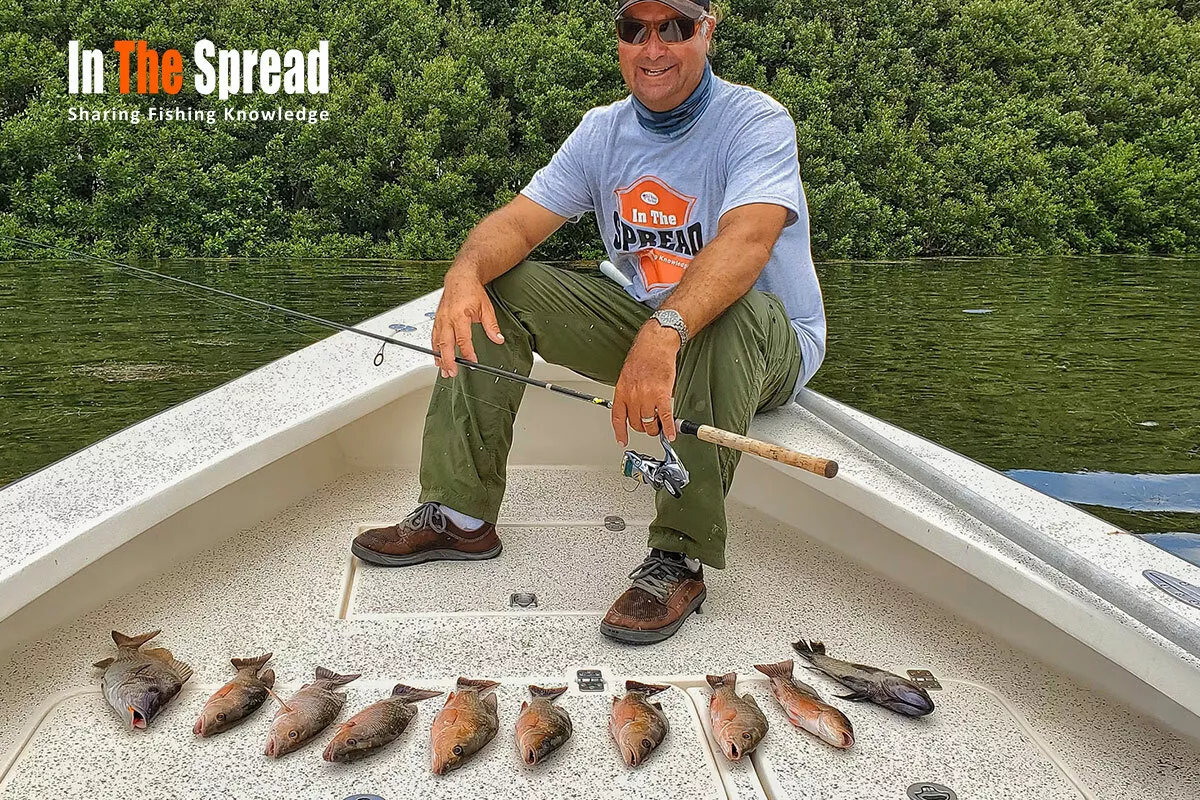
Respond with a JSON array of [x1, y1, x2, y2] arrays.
[[651, 309, 689, 347]]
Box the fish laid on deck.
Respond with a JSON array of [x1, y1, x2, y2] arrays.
[[793, 639, 935, 717], [431, 677, 500, 775], [324, 683, 442, 762], [610, 680, 670, 768], [194, 652, 275, 737], [264, 666, 360, 758], [754, 659, 854, 748], [515, 684, 573, 766], [93, 629, 192, 730], [706, 672, 768, 761]]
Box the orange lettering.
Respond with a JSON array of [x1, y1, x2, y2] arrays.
[[113, 40, 136, 94], [162, 50, 183, 94], [136, 41, 158, 93]]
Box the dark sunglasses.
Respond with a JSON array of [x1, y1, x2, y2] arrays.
[[616, 16, 700, 45]]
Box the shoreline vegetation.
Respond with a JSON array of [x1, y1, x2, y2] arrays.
[[1, 0, 1198, 261]]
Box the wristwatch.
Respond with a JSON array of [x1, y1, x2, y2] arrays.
[[651, 309, 689, 347]]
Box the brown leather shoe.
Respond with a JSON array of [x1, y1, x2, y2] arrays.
[[351, 502, 501, 566], [600, 549, 706, 644]]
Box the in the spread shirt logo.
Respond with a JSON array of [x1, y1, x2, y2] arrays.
[[612, 176, 705, 290]]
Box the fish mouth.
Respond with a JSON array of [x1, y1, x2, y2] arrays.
[[264, 737, 278, 758], [192, 717, 204, 736], [322, 742, 338, 762], [128, 707, 147, 729], [524, 747, 539, 766], [726, 743, 742, 761], [622, 746, 641, 767]]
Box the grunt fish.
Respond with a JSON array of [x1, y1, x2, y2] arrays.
[[706, 672, 768, 761], [94, 629, 192, 730], [754, 659, 854, 748], [515, 685, 573, 766], [610, 680, 670, 768], [193, 653, 275, 737], [264, 666, 359, 758], [792, 639, 935, 717], [323, 683, 442, 762], [430, 677, 500, 775]]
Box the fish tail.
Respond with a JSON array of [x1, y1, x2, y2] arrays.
[[112, 629, 160, 649], [231, 653, 272, 671], [392, 683, 443, 702], [625, 680, 669, 697], [455, 677, 500, 695], [528, 684, 568, 701], [706, 672, 738, 690], [792, 639, 826, 661], [314, 666, 360, 686], [259, 669, 276, 688], [753, 660, 794, 679]]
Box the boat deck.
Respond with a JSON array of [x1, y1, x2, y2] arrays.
[[1, 466, 1197, 799]]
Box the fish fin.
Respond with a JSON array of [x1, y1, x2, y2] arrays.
[[484, 692, 498, 712], [528, 684, 567, 701], [836, 691, 869, 702], [752, 660, 794, 679], [266, 687, 295, 715], [391, 683, 442, 702], [705, 672, 737, 689], [521, 700, 529, 712], [112, 630, 160, 649], [625, 680, 669, 697], [260, 669, 276, 688], [791, 639, 826, 660], [456, 677, 500, 695], [314, 666, 359, 686], [652, 701, 663, 711], [611, 696, 618, 707], [93, 657, 115, 669], [231, 653, 272, 671], [144, 648, 192, 683]]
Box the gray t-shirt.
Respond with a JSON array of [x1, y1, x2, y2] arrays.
[[520, 75, 826, 395]]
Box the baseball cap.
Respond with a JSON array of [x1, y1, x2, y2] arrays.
[[615, 0, 710, 20]]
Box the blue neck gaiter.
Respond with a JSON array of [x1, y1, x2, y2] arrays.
[[631, 61, 714, 139]]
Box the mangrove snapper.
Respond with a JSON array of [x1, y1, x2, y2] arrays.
[[792, 639, 935, 717], [754, 659, 854, 748], [264, 666, 359, 758], [323, 683, 442, 762], [515, 685, 572, 766], [94, 629, 192, 730], [194, 652, 275, 737], [610, 680, 669, 768], [430, 677, 500, 775], [706, 672, 768, 761]]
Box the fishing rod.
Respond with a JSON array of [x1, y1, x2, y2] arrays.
[[3, 236, 838, 480]]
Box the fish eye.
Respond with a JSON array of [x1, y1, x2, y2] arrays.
[[146, 686, 160, 694], [216, 713, 226, 722], [288, 730, 299, 739], [641, 738, 652, 749], [452, 745, 464, 756], [347, 738, 358, 747], [742, 731, 752, 740]]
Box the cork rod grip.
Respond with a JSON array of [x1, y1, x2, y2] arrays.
[[683, 422, 838, 478]]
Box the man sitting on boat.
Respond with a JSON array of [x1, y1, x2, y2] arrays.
[[353, 0, 826, 644]]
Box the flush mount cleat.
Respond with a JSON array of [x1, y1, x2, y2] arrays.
[[509, 592, 538, 608], [907, 669, 942, 690]]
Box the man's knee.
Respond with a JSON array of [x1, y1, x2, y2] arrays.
[[487, 260, 553, 308]]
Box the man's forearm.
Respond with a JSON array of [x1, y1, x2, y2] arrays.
[[447, 207, 537, 285], [657, 217, 778, 336]]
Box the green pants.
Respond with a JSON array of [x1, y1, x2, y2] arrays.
[[418, 260, 802, 568]]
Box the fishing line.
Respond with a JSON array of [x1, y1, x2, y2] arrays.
[[2, 235, 839, 480]]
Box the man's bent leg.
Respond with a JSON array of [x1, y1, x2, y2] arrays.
[[417, 260, 650, 521], [647, 290, 801, 569]]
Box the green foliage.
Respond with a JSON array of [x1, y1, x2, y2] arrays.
[[0, 0, 1197, 259]]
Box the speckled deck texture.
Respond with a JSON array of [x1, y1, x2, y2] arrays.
[[1, 468, 1198, 799]]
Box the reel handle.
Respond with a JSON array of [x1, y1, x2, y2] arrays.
[[679, 421, 838, 479]]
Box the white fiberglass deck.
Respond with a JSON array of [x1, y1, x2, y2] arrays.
[[0, 467, 1197, 799]]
